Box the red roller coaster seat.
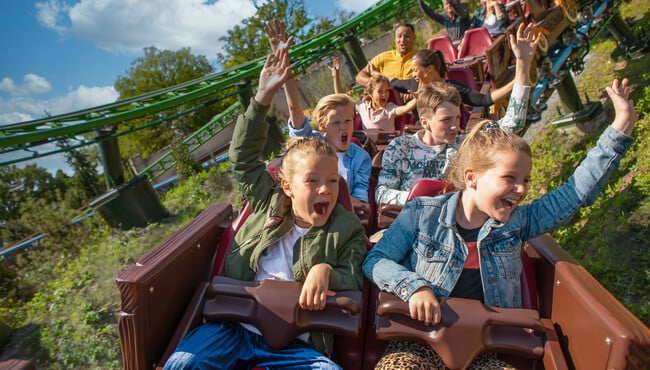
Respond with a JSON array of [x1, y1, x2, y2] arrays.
[[447, 67, 480, 92], [406, 179, 452, 201], [427, 34, 458, 63], [457, 27, 493, 59], [447, 67, 485, 130]]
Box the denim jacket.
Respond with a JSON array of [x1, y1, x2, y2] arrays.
[[363, 126, 632, 308], [289, 117, 372, 202]]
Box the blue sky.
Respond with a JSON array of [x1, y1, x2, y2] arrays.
[[0, 0, 377, 173]]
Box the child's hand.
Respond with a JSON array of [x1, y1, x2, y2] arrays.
[[264, 19, 294, 53], [408, 286, 441, 325], [299, 263, 332, 310], [351, 197, 370, 216], [606, 78, 638, 136], [510, 22, 538, 65], [255, 49, 292, 105], [401, 82, 426, 102], [328, 58, 341, 77]]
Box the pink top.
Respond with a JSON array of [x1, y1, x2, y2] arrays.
[[356, 99, 398, 131]]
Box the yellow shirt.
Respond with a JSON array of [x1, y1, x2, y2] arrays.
[[370, 49, 415, 80]]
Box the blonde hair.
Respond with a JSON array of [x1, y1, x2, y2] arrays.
[[444, 120, 532, 190], [312, 93, 356, 129], [417, 82, 462, 118], [278, 136, 337, 182]]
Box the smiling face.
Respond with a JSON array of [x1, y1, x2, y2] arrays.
[[281, 155, 339, 228], [370, 81, 391, 109], [319, 105, 354, 152], [443, 0, 455, 17], [394, 25, 415, 56], [420, 101, 460, 145], [466, 149, 532, 224], [411, 58, 442, 84]]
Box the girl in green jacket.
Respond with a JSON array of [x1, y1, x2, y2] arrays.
[[165, 48, 367, 370]]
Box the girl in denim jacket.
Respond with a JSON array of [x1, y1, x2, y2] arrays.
[[363, 78, 638, 369]]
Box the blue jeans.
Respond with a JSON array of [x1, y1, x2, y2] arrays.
[[164, 321, 342, 370]]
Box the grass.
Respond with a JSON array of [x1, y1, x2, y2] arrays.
[[0, 165, 238, 368], [525, 1, 650, 324], [1, 1, 649, 367]]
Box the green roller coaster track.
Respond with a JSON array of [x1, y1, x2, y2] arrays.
[[0, 0, 418, 181]]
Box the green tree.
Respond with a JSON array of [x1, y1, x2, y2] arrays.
[[0, 164, 70, 244], [170, 136, 202, 181], [114, 47, 217, 159], [217, 0, 338, 68], [0, 165, 62, 223], [62, 146, 104, 209]]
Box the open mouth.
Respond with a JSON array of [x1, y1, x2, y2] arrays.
[[341, 132, 349, 145], [501, 198, 518, 208], [313, 202, 330, 215]]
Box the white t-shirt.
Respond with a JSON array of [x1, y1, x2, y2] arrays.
[[242, 224, 311, 342], [483, 13, 501, 36], [336, 152, 348, 182]]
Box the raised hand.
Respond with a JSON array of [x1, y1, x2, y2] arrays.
[[264, 19, 294, 53], [328, 57, 341, 78], [510, 22, 539, 65], [606, 78, 638, 136], [255, 49, 292, 105]]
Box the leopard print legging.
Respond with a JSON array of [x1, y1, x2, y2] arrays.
[[374, 340, 516, 370]]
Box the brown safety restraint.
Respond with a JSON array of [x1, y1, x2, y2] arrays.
[[203, 276, 362, 349], [375, 292, 545, 370]]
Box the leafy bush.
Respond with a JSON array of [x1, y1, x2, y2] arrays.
[[0, 163, 239, 367]]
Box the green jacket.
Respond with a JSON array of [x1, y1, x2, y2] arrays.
[[226, 99, 367, 355]]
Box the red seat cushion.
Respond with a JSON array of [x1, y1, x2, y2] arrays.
[[427, 34, 458, 63], [457, 27, 493, 59]]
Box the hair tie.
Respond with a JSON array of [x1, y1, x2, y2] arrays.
[[481, 121, 500, 132]]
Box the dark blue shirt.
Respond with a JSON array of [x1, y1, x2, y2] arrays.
[[418, 0, 471, 42]]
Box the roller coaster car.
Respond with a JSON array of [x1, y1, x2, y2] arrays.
[[116, 188, 650, 369]]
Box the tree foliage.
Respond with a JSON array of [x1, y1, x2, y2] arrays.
[[0, 165, 65, 224], [115, 47, 214, 99], [217, 0, 340, 68], [62, 145, 104, 209], [114, 47, 218, 159]]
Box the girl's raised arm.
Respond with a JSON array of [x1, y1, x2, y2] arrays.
[[255, 49, 292, 106], [606, 78, 638, 136]]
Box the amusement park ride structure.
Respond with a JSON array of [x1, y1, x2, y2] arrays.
[[1, 0, 650, 368]]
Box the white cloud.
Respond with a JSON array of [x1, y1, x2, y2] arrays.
[[335, 0, 378, 14], [0, 85, 118, 125], [24, 74, 53, 95], [0, 74, 52, 97], [0, 78, 16, 93], [35, 0, 68, 33], [35, 0, 259, 58]]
